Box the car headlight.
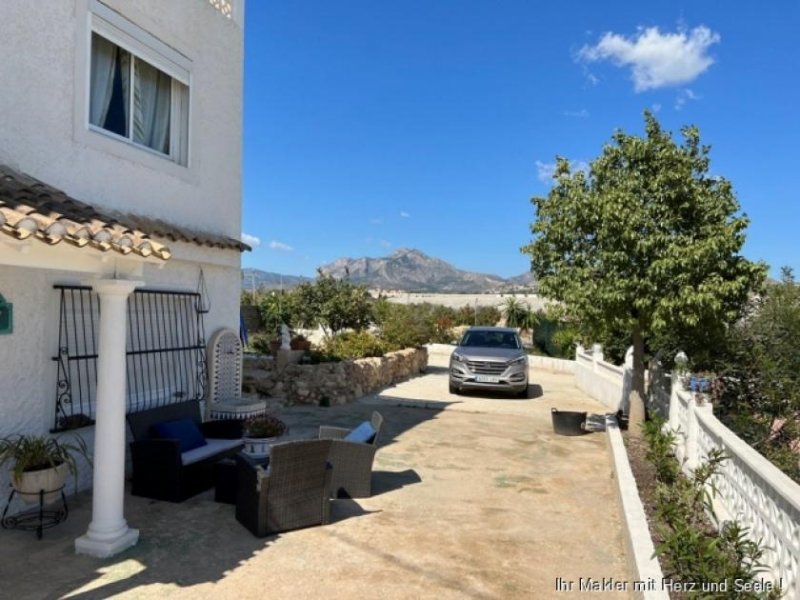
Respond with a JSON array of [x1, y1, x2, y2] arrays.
[[451, 352, 466, 363], [508, 356, 528, 366]]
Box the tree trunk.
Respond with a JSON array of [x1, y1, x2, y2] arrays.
[[628, 323, 647, 438]]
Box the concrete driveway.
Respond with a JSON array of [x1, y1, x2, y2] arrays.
[[0, 354, 630, 599]]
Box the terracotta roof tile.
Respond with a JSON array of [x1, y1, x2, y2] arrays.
[[0, 164, 250, 260]]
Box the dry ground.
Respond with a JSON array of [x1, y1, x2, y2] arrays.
[[0, 358, 630, 599]]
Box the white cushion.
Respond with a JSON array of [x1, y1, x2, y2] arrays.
[[344, 421, 376, 444], [181, 437, 242, 465]]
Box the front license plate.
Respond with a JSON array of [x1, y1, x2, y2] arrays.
[[475, 375, 500, 383]]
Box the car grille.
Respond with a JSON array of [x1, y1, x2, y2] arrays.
[[466, 360, 506, 375]]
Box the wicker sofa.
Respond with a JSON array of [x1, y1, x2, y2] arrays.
[[319, 411, 383, 498], [235, 439, 333, 537], [127, 400, 244, 502]]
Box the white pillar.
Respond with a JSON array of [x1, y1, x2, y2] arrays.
[[75, 278, 142, 558], [685, 394, 699, 472], [591, 343, 604, 369], [669, 351, 688, 434]]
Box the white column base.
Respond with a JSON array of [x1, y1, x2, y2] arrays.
[[75, 527, 139, 558]]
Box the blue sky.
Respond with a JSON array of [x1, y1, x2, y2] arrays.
[[241, 1, 798, 279]]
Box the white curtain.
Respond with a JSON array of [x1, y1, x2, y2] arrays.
[[89, 35, 117, 127], [133, 59, 171, 154], [119, 51, 130, 132]]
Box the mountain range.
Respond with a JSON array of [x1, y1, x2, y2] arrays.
[[243, 248, 535, 293]]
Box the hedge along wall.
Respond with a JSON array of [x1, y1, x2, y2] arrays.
[[242, 347, 428, 406]]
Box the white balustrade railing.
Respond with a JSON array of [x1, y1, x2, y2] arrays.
[[574, 344, 629, 412], [577, 345, 800, 594], [655, 361, 800, 596]]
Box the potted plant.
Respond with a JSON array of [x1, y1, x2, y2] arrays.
[[0, 434, 90, 505], [242, 414, 287, 458], [689, 371, 715, 393], [290, 334, 311, 352]]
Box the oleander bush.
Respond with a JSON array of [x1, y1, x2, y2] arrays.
[[642, 418, 780, 598]]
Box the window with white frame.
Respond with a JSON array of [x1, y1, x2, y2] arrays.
[[89, 31, 190, 165]]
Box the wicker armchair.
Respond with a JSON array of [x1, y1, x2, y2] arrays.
[[235, 440, 333, 537], [319, 411, 383, 498]]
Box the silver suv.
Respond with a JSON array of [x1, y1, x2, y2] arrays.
[[449, 326, 529, 397]]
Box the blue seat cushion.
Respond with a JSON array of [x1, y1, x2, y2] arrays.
[[344, 421, 376, 444], [151, 418, 207, 453]]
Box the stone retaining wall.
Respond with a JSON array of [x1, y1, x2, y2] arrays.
[[242, 347, 428, 406]]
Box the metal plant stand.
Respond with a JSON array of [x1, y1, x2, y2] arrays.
[[2, 486, 68, 539]]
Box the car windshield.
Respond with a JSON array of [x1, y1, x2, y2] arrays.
[[460, 331, 520, 349]]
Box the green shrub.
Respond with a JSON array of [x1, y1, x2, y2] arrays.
[[531, 311, 582, 358], [256, 292, 294, 337], [377, 303, 454, 348], [453, 305, 501, 327], [249, 333, 275, 355], [642, 417, 779, 598], [323, 331, 387, 360], [503, 297, 538, 331]]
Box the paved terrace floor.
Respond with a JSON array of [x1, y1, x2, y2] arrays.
[[0, 356, 630, 599]]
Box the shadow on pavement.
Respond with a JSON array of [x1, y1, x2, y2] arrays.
[[1, 397, 445, 600], [456, 383, 544, 401], [371, 469, 422, 497]]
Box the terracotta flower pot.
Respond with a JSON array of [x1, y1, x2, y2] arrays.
[[290, 338, 310, 351]]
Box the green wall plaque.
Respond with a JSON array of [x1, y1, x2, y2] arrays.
[[0, 294, 13, 334]]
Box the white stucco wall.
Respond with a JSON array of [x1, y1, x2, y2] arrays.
[[0, 250, 238, 501], [0, 0, 243, 238], [0, 2, 245, 519]]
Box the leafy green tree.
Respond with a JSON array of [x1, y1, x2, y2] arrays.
[[256, 291, 294, 337], [523, 111, 765, 432], [713, 268, 800, 481], [377, 302, 455, 348], [290, 272, 373, 338]]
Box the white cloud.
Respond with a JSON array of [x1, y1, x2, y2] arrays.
[[400, 211, 410, 218], [578, 64, 600, 87], [241, 233, 261, 248], [536, 160, 589, 185], [578, 26, 720, 92], [379, 239, 392, 248], [674, 88, 700, 110], [652, 103, 662, 113], [268, 240, 293, 252], [563, 109, 590, 118], [369, 218, 383, 225], [536, 160, 556, 184]]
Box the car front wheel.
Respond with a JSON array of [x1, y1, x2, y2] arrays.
[[449, 381, 460, 395]]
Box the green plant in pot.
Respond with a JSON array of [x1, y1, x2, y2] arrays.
[[0, 434, 90, 505], [242, 414, 287, 458]]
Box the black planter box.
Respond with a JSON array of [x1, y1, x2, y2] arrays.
[[551, 408, 587, 436]]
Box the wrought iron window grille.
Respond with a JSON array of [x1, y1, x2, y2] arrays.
[[52, 285, 207, 432]]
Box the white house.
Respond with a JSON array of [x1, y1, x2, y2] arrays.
[[0, 0, 246, 557]]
